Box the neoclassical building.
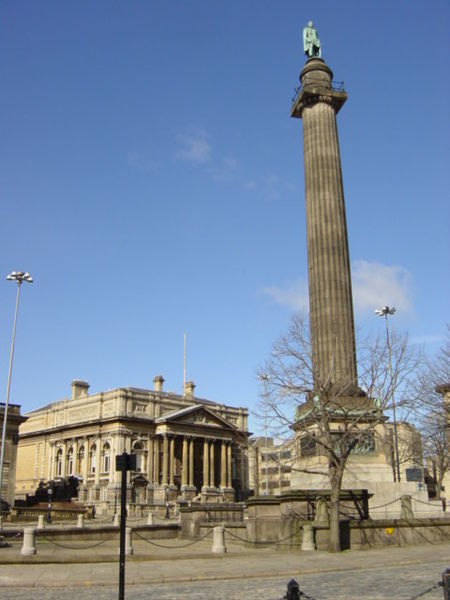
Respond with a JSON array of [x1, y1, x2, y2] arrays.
[[0, 402, 27, 507], [15, 377, 249, 509]]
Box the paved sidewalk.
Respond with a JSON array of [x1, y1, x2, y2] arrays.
[[0, 533, 448, 589]]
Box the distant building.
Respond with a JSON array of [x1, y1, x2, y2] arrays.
[[0, 403, 27, 507], [248, 437, 293, 496], [15, 377, 250, 510]]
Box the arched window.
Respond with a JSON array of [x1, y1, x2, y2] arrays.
[[132, 441, 144, 472], [90, 444, 97, 474], [67, 447, 74, 475], [56, 449, 63, 477], [103, 442, 111, 473]]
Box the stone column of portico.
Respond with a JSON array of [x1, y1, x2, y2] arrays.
[[202, 439, 209, 489], [181, 437, 188, 487], [220, 441, 227, 488], [48, 442, 55, 480], [147, 437, 154, 483], [61, 442, 67, 478], [227, 443, 232, 488], [72, 439, 78, 476], [189, 439, 194, 487], [94, 437, 101, 486], [153, 437, 160, 485], [291, 57, 358, 395], [82, 439, 89, 484], [209, 442, 215, 488], [162, 436, 169, 486], [169, 437, 175, 487]]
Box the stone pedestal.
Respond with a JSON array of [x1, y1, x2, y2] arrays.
[[301, 523, 316, 551], [21, 527, 37, 556], [212, 525, 226, 554]]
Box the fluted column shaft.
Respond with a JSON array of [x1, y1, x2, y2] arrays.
[[182, 437, 188, 486], [209, 442, 215, 488], [162, 436, 169, 486], [147, 437, 154, 483], [189, 439, 194, 487], [169, 437, 175, 486], [203, 439, 209, 488], [302, 95, 357, 392], [153, 437, 160, 485], [220, 441, 227, 488], [227, 444, 232, 488]]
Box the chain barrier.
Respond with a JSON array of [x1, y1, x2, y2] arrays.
[[133, 527, 213, 549], [413, 497, 443, 507], [368, 497, 402, 510], [409, 581, 443, 599], [89, 515, 115, 524], [224, 525, 302, 546], [39, 533, 116, 550]]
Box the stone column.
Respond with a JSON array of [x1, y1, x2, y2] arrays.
[[203, 439, 209, 489], [220, 441, 227, 488], [82, 439, 89, 484], [111, 435, 121, 486], [147, 437, 154, 483], [189, 439, 194, 487], [72, 439, 78, 476], [61, 441, 67, 478], [291, 58, 358, 394], [48, 442, 55, 480], [182, 437, 188, 487], [162, 435, 169, 486], [209, 442, 215, 488], [227, 443, 232, 488], [153, 437, 160, 485], [94, 437, 101, 485], [169, 437, 175, 486]]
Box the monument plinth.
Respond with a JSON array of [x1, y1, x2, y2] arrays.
[[291, 56, 359, 396]]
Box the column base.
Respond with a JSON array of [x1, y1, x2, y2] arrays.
[[220, 487, 235, 502], [180, 485, 197, 502]]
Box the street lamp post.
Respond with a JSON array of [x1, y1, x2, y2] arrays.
[[47, 487, 53, 524], [0, 271, 33, 507], [374, 305, 401, 483], [259, 374, 270, 496]]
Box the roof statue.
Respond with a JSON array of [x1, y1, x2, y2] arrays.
[[303, 21, 321, 58]]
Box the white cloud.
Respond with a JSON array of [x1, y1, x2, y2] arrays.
[[351, 260, 414, 315], [208, 155, 239, 182], [175, 131, 212, 164], [262, 278, 309, 311], [245, 170, 297, 199], [262, 261, 414, 316]]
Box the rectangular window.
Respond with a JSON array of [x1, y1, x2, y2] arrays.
[[300, 436, 316, 457]]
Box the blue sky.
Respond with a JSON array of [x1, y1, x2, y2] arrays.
[[1, 1, 449, 434]]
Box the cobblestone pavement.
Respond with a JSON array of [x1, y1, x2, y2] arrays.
[[0, 561, 447, 600]]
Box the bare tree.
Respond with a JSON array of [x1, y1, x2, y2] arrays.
[[416, 326, 450, 498], [256, 312, 422, 552]]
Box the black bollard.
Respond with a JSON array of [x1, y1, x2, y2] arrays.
[[285, 578, 300, 600]]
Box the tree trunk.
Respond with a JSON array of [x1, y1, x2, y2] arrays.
[[328, 471, 342, 552]]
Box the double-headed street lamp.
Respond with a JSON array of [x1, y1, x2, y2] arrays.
[[0, 271, 33, 507], [374, 305, 401, 483]]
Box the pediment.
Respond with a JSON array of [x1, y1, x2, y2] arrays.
[[156, 405, 236, 431]]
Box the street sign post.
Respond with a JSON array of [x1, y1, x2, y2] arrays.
[[116, 452, 136, 600]]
